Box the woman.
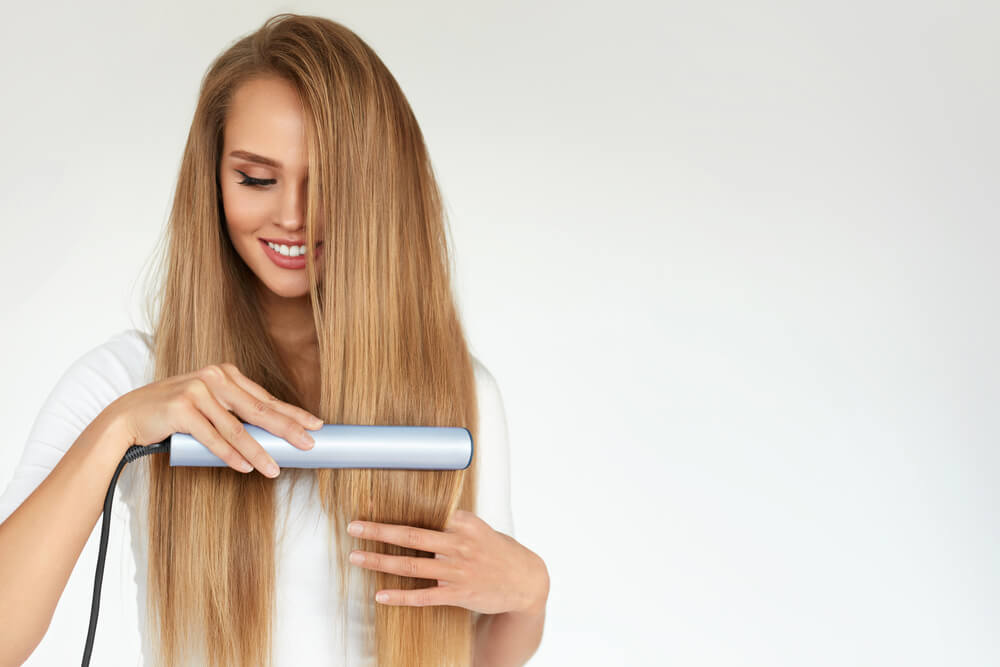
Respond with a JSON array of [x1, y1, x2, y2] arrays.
[[0, 13, 548, 666]]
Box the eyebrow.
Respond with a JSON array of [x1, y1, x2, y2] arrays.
[[228, 150, 282, 169]]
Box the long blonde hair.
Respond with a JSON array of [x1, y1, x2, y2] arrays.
[[133, 13, 479, 665]]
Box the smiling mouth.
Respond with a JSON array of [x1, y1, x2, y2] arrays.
[[259, 239, 324, 267]]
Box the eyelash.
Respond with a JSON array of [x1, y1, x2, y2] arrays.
[[235, 169, 276, 188]]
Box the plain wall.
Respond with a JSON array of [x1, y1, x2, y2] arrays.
[[0, 1, 996, 665]]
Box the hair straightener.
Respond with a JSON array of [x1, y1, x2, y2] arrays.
[[81, 422, 473, 666]]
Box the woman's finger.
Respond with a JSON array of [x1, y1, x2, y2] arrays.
[[374, 585, 458, 607], [348, 521, 458, 557], [197, 365, 314, 453], [349, 550, 453, 582], [219, 362, 324, 429], [188, 380, 281, 476], [179, 393, 258, 473]]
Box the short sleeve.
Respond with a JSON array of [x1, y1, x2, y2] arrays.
[[0, 328, 153, 526], [471, 356, 515, 539]]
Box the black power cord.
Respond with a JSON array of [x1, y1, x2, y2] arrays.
[[82, 439, 169, 667]]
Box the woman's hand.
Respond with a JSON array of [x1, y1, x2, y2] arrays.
[[109, 362, 323, 477], [347, 510, 549, 616]]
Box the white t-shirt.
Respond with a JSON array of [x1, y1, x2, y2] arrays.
[[0, 328, 515, 666]]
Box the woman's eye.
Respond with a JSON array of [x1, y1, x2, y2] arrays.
[[235, 169, 276, 188]]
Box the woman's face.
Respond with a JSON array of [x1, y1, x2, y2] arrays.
[[218, 76, 323, 299]]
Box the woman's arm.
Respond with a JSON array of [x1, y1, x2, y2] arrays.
[[469, 359, 547, 665], [473, 577, 548, 667], [0, 407, 132, 665]]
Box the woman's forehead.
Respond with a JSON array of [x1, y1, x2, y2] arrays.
[[223, 78, 308, 173]]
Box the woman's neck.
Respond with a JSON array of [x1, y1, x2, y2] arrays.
[[254, 281, 322, 412]]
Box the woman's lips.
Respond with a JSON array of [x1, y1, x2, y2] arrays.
[[260, 239, 323, 270]]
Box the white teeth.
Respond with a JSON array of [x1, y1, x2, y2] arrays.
[[266, 241, 305, 257]]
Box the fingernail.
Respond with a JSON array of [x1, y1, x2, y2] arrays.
[[311, 416, 324, 427], [348, 522, 362, 536], [265, 462, 279, 477], [300, 432, 316, 447]]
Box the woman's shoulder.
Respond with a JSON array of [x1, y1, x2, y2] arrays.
[[0, 329, 154, 524], [44, 328, 151, 391], [470, 353, 500, 393], [469, 352, 509, 422], [76, 327, 154, 389], [107, 327, 153, 357]]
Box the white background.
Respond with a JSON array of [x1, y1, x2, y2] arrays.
[[1, 1, 997, 665]]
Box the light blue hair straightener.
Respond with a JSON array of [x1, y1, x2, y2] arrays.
[[82, 423, 473, 666]]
